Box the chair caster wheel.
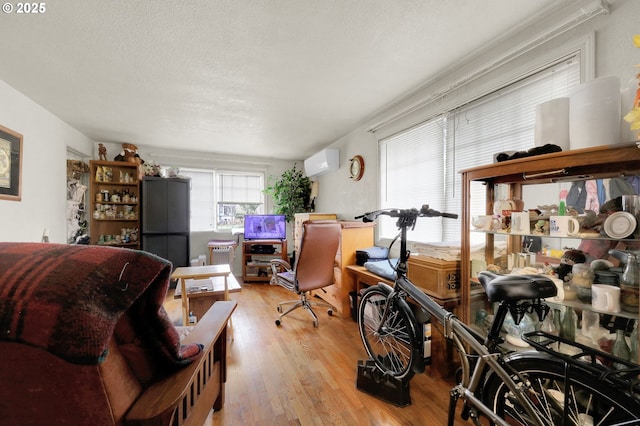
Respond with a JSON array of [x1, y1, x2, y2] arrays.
[[313, 320, 319, 328], [275, 319, 281, 326], [328, 309, 333, 316], [277, 306, 282, 313]]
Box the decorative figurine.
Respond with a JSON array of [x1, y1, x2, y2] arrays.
[[114, 143, 144, 164], [98, 143, 108, 161]]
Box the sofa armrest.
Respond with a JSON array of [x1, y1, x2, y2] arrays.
[[125, 300, 237, 426]]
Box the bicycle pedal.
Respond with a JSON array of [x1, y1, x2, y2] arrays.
[[355, 359, 411, 407]]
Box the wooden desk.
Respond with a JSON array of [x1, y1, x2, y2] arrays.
[[345, 264, 461, 379], [171, 264, 231, 326]]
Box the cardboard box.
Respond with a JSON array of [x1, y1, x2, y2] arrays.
[[407, 254, 460, 299]]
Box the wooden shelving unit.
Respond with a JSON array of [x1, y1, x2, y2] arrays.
[[242, 239, 288, 283], [89, 160, 141, 249]]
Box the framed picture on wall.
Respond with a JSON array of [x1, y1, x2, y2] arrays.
[[0, 125, 23, 201]]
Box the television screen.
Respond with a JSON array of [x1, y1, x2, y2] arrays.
[[243, 214, 286, 240]]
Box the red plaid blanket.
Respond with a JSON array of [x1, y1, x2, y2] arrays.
[[0, 243, 201, 365]]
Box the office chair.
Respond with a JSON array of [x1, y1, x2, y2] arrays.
[[270, 221, 341, 327]]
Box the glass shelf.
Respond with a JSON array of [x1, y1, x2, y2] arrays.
[[471, 228, 640, 242], [546, 298, 639, 320]]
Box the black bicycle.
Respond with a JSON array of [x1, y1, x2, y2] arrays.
[[356, 205, 640, 426]]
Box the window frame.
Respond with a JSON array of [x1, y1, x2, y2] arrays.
[[180, 168, 266, 233]]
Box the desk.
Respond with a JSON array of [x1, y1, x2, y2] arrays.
[[171, 264, 231, 326], [345, 264, 461, 379]]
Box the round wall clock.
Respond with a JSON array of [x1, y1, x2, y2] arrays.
[[349, 155, 365, 181]]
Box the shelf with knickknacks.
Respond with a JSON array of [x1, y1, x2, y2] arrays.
[[461, 143, 640, 366], [89, 143, 144, 249]]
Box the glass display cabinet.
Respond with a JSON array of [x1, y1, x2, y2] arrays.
[[460, 143, 640, 361]]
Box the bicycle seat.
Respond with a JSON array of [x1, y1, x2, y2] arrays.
[[478, 271, 557, 303]]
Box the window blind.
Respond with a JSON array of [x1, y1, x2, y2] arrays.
[[380, 56, 580, 243]]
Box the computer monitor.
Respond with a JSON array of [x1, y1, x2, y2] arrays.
[[243, 214, 286, 240]]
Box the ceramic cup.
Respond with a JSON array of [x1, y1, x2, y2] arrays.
[[511, 211, 530, 234], [591, 284, 621, 313], [549, 215, 580, 237], [472, 215, 500, 231]]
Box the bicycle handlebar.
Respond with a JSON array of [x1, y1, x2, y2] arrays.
[[355, 204, 458, 225]]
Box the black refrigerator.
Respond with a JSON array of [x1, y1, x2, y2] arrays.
[[141, 176, 190, 270]]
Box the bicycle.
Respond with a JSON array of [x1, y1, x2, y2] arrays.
[[356, 205, 640, 426]]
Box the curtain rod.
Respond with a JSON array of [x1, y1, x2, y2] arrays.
[[367, 0, 609, 134]]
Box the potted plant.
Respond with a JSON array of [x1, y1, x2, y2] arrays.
[[263, 164, 312, 222]]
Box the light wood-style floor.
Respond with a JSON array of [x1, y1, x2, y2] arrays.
[[164, 282, 467, 426]]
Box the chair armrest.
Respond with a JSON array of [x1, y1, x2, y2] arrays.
[[270, 258, 292, 283], [125, 300, 237, 426], [270, 258, 291, 270]]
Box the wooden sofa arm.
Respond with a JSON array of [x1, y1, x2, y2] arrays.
[[125, 300, 237, 426]]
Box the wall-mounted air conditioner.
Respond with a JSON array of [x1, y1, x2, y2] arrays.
[[304, 148, 339, 177]]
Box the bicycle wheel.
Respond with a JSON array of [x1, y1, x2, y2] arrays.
[[358, 285, 418, 379], [483, 354, 640, 425]]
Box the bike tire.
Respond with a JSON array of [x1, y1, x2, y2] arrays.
[[357, 285, 418, 379], [482, 353, 640, 425]]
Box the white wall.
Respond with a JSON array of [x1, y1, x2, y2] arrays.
[[0, 80, 93, 243]]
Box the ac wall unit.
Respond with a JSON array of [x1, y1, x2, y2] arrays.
[[304, 149, 339, 177]]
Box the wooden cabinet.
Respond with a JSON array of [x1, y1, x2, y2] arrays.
[[293, 213, 338, 255], [242, 239, 287, 283], [89, 160, 140, 249], [313, 221, 376, 318], [459, 143, 640, 330]]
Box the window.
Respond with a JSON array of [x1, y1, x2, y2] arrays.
[[379, 57, 580, 243], [180, 169, 265, 232]]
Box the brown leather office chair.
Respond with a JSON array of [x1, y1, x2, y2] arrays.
[[270, 221, 341, 327]]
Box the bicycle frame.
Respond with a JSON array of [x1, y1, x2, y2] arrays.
[[360, 207, 547, 426]]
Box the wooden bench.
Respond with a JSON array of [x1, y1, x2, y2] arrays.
[[346, 264, 394, 291], [346, 265, 460, 379]]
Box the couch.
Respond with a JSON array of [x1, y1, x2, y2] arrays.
[[0, 243, 236, 426]]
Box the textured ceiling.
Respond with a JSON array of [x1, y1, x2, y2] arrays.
[[0, 0, 567, 160]]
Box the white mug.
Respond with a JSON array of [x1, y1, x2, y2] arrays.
[[549, 215, 580, 237], [511, 212, 530, 234], [472, 215, 500, 231], [591, 284, 621, 313]]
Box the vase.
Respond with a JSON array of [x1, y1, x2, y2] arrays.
[[612, 329, 630, 369], [569, 76, 621, 149], [541, 308, 559, 336], [560, 307, 576, 341], [630, 320, 638, 364]]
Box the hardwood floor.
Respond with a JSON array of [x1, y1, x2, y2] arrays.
[[165, 282, 467, 425]]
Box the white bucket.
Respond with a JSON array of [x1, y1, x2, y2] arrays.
[[534, 97, 570, 150], [569, 76, 621, 150]]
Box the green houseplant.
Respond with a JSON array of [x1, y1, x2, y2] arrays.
[[264, 164, 312, 222]]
